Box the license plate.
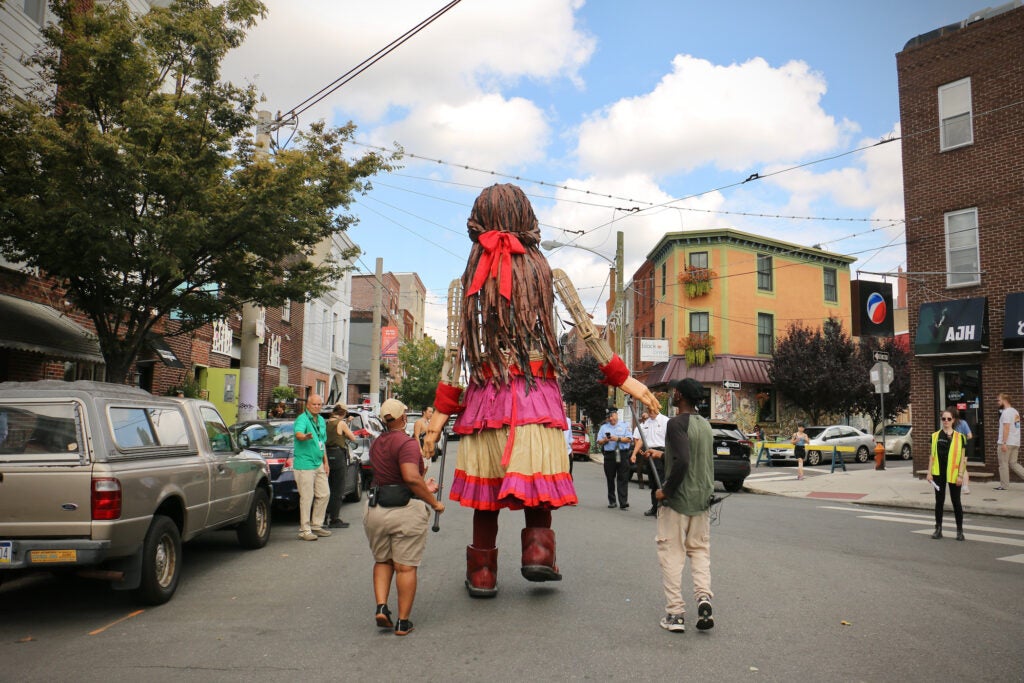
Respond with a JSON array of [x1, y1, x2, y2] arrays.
[[716, 447, 730, 455], [29, 549, 77, 563], [0, 541, 11, 564]]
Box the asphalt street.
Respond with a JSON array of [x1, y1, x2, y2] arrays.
[[1, 444, 1022, 682]]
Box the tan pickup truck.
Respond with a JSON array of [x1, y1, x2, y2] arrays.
[[0, 380, 272, 604]]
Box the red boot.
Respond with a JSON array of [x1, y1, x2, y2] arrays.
[[465, 546, 498, 598], [521, 528, 562, 582]]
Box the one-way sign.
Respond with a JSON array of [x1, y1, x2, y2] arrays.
[[723, 380, 741, 390], [872, 351, 890, 362]]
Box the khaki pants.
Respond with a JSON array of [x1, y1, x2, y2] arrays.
[[656, 507, 712, 615], [294, 466, 329, 533], [997, 444, 1024, 488]]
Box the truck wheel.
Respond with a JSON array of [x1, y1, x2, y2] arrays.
[[236, 488, 271, 550], [138, 515, 181, 605]]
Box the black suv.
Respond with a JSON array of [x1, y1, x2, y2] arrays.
[[709, 421, 752, 492]]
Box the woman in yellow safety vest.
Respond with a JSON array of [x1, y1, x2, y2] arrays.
[[927, 409, 968, 541]]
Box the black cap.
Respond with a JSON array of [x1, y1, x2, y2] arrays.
[[668, 377, 704, 403]]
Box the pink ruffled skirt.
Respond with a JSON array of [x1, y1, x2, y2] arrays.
[[449, 378, 577, 511]]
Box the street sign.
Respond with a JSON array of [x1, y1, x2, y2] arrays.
[[723, 380, 741, 390], [872, 351, 890, 362], [870, 361, 894, 394]]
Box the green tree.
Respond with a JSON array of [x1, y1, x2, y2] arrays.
[[769, 318, 862, 424], [0, 0, 396, 383], [393, 337, 443, 410], [851, 336, 912, 425], [561, 355, 610, 430]]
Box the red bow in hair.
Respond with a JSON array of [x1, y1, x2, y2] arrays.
[[466, 230, 526, 300]]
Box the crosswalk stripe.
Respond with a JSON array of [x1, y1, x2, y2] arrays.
[[909, 529, 1024, 546], [998, 554, 1024, 564], [859, 515, 1024, 536]]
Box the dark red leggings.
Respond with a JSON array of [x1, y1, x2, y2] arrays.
[[472, 508, 551, 548]]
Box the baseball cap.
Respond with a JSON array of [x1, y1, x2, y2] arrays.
[[667, 377, 704, 403], [380, 398, 408, 422]]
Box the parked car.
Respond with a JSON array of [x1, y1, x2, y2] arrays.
[[445, 414, 459, 440], [875, 424, 913, 460], [570, 422, 591, 460], [229, 418, 362, 509], [404, 411, 447, 461], [629, 419, 751, 492], [769, 425, 875, 466], [0, 381, 272, 604], [709, 421, 753, 492]]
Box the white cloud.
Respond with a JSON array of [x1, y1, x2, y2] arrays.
[[222, 0, 594, 128], [575, 55, 856, 177]]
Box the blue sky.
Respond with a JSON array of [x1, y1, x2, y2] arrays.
[[222, 0, 987, 343]]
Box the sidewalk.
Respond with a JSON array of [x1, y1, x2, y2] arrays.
[[743, 465, 1024, 519]]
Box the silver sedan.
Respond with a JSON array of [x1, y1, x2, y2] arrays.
[[770, 425, 876, 466]]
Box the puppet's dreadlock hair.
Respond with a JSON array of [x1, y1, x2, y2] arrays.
[[460, 184, 564, 388]]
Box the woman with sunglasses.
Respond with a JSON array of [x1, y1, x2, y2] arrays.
[[926, 410, 968, 541]]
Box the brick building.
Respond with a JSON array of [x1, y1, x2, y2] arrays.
[[897, 3, 1024, 480]]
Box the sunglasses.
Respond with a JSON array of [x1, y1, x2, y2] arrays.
[[941, 417, 953, 422]]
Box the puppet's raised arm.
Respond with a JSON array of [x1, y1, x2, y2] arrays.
[[552, 268, 660, 416]]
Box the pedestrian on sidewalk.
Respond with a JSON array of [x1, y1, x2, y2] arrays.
[[363, 399, 445, 636], [597, 409, 633, 509], [654, 377, 715, 633], [791, 424, 808, 480], [994, 393, 1023, 491], [946, 405, 973, 494], [927, 409, 967, 541]]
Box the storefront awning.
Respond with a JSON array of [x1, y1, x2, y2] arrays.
[[0, 294, 104, 364], [643, 354, 773, 391], [914, 297, 989, 357], [145, 333, 185, 368], [1003, 293, 1024, 351]]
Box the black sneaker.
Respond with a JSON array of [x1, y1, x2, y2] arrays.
[[660, 612, 685, 632], [643, 507, 658, 517], [394, 618, 414, 636], [329, 519, 351, 529], [696, 597, 714, 631], [375, 604, 393, 629]]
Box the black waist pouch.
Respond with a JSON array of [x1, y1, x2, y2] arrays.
[[375, 484, 413, 508]]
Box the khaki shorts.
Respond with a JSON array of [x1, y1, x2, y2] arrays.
[[363, 499, 431, 566]]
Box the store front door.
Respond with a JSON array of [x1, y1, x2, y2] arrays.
[[935, 366, 984, 462]]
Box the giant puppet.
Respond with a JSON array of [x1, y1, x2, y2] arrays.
[[423, 184, 659, 597]]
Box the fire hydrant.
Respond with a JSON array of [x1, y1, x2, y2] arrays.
[[874, 441, 886, 470]]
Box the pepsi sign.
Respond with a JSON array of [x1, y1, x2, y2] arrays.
[[851, 280, 894, 337]]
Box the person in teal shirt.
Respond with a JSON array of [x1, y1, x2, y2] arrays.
[[291, 395, 331, 541]]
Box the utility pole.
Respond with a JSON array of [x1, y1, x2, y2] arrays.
[[237, 110, 273, 421], [369, 257, 383, 410], [613, 230, 624, 408]]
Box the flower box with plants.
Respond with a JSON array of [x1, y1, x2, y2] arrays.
[[678, 265, 717, 298], [682, 333, 716, 367]]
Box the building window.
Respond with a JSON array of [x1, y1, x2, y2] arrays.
[[281, 300, 290, 323], [331, 312, 338, 353], [661, 263, 667, 297], [945, 208, 980, 287], [660, 317, 666, 339], [823, 267, 837, 302], [321, 306, 330, 346], [22, 0, 45, 25], [757, 313, 774, 355], [316, 379, 327, 397], [689, 251, 708, 270], [757, 254, 773, 292], [689, 312, 709, 338], [939, 78, 972, 151]]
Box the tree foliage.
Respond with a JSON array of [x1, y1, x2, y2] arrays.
[[0, 0, 396, 382], [561, 355, 609, 429], [769, 318, 863, 425], [850, 336, 912, 424], [393, 337, 443, 411]]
